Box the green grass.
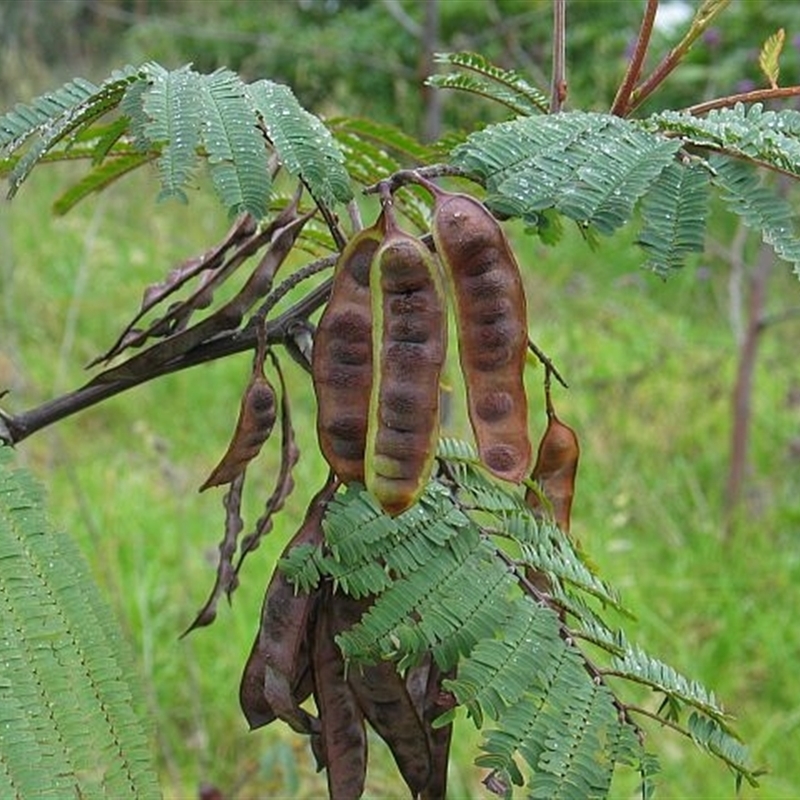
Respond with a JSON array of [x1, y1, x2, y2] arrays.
[[3, 166, 800, 799]]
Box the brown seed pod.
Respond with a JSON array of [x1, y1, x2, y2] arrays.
[[200, 340, 276, 491], [426, 184, 532, 483], [240, 638, 314, 731], [330, 592, 432, 796], [366, 208, 447, 515], [238, 477, 337, 733], [239, 637, 277, 730], [313, 217, 384, 485], [525, 389, 580, 534], [420, 662, 455, 800], [312, 589, 367, 800]]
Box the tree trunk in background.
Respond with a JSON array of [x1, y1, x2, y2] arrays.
[[725, 240, 772, 534], [420, 0, 441, 142]]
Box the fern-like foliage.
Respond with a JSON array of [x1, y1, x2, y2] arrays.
[[427, 51, 549, 117], [141, 64, 204, 203], [636, 160, 710, 276], [472, 647, 644, 798], [443, 105, 800, 276], [648, 103, 800, 177], [200, 68, 276, 215], [6, 60, 800, 282], [428, 54, 800, 277], [247, 80, 351, 208], [442, 594, 646, 796], [609, 647, 725, 723], [687, 713, 754, 780], [709, 153, 800, 274], [450, 112, 685, 258], [0, 63, 353, 217], [0, 449, 160, 799], [281, 440, 758, 796], [0, 76, 99, 151], [3, 67, 143, 198], [641, 104, 800, 273]]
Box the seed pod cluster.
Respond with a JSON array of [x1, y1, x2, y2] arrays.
[[329, 593, 432, 796], [312, 591, 368, 800], [240, 485, 447, 798], [313, 206, 446, 516], [313, 180, 533, 515]]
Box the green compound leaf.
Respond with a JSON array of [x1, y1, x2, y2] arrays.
[[636, 160, 709, 276], [452, 112, 681, 236], [292, 442, 757, 796], [710, 153, 800, 275], [647, 103, 800, 177], [0, 448, 160, 799], [196, 68, 273, 218], [141, 63, 203, 204], [247, 79, 353, 207], [428, 51, 549, 116]]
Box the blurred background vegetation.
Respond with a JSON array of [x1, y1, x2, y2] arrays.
[[2, 0, 800, 797]]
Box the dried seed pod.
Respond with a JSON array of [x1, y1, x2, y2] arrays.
[[313, 218, 384, 484], [312, 590, 367, 800], [239, 478, 336, 733], [366, 210, 447, 515], [200, 343, 276, 491], [239, 639, 314, 731], [330, 592, 432, 796], [426, 184, 531, 483], [420, 662, 455, 800], [525, 389, 580, 533], [239, 637, 277, 730]]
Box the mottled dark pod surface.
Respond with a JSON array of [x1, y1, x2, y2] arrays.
[[431, 191, 532, 483], [366, 223, 446, 515], [239, 478, 335, 733], [200, 362, 276, 490], [312, 589, 367, 800], [313, 219, 384, 484], [330, 592, 432, 797]]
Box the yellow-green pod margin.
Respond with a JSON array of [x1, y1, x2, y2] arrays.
[[365, 224, 447, 516]]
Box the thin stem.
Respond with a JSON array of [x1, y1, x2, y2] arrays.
[[610, 0, 659, 117], [528, 337, 568, 389], [630, 0, 732, 113], [0, 276, 333, 446], [725, 240, 773, 533], [686, 85, 800, 115], [362, 164, 467, 197], [624, 703, 690, 736], [420, 0, 442, 142], [549, 0, 567, 113]]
